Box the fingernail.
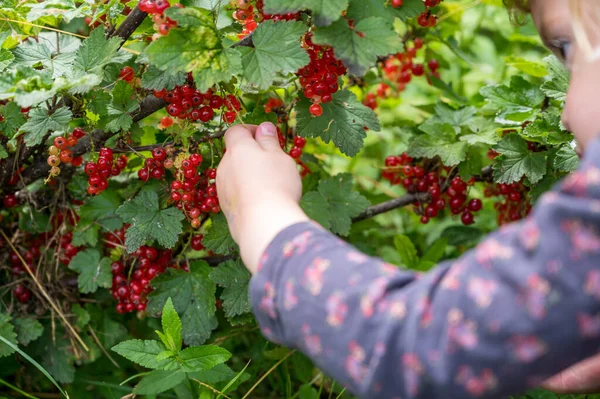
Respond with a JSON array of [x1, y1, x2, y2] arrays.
[[260, 122, 276, 136]]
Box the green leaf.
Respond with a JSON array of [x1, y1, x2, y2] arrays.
[[147, 261, 218, 346], [419, 103, 475, 135], [105, 79, 139, 133], [394, 235, 418, 268], [312, 17, 402, 76], [188, 363, 237, 384], [421, 237, 448, 263], [317, 173, 370, 236], [296, 90, 380, 157], [441, 226, 483, 246], [239, 20, 309, 90], [12, 318, 43, 346], [161, 298, 182, 352], [19, 106, 72, 146], [554, 145, 579, 172], [263, 0, 348, 26], [145, 8, 242, 92], [0, 144, 7, 159], [116, 189, 185, 253], [203, 213, 237, 255], [71, 304, 90, 330], [178, 345, 231, 373], [493, 134, 547, 184], [33, 333, 75, 384], [408, 133, 468, 167], [71, 225, 98, 247], [141, 65, 188, 91], [77, 189, 123, 231], [0, 314, 18, 358], [209, 259, 251, 318], [134, 369, 186, 395], [505, 55, 548, 77], [12, 40, 74, 78], [73, 26, 123, 75], [300, 191, 331, 230], [0, 102, 27, 138], [112, 339, 177, 370], [0, 48, 14, 72], [541, 55, 569, 102], [68, 249, 112, 294], [346, 0, 425, 23], [480, 75, 545, 125]]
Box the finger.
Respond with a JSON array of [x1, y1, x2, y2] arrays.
[[224, 124, 259, 150], [255, 122, 283, 152], [542, 354, 600, 393]]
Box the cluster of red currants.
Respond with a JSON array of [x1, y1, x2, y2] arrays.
[[47, 128, 86, 176], [111, 246, 175, 313], [298, 34, 347, 117], [84, 148, 128, 195], [274, 127, 311, 177], [168, 153, 220, 228], [139, 0, 183, 38], [264, 97, 283, 114], [138, 147, 168, 181], [417, 0, 445, 27], [484, 182, 531, 225], [155, 82, 241, 124], [383, 153, 483, 225], [119, 66, 135, 83], [104, 225, 128, 249]]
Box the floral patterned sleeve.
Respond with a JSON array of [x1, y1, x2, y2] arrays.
[[249, 140, 600, 399]]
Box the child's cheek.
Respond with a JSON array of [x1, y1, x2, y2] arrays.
[[564, 56, 600, 149]]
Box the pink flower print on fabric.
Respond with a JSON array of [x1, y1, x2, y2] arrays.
[[520, 220, 541, 252], [441, 261, 466, 291], [577, 313, 600, 338], [562, 166, 600, 196], [447, 309, 478, 351], [360, 277, 389, 318], [282, 231, 314, 258], [326, 291, 348, 327], [508, 335, 547, 363], [301, 324, 322, 355], [455, 366, 498, 397], [380, 262, 401, 276], [585, 270, 600, 300], [256, 252, 269, 273], [519, 274, 551, 320], [416, 297, 433, 328], [260, 282, 277, 319], [402, 353, 424, 397], [347, 251, 369, 264], [388, 300, 407, 320], [283, 279, 298, 310], [475, 239, 514, 267], [561, 220, 600, 259], [303, 257, 330, 295], [345, 341, 369, 385], [467, 277, 497, 308]]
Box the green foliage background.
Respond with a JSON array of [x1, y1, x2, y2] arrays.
[[0, 0, 591, 398]]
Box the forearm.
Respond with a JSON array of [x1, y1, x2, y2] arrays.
[[237, 197, 309, 273]]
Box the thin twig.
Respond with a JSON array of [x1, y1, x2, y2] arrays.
[[0, 230, 89, 352], [87, 326, 121, 369], [241, 350, 296, 399]]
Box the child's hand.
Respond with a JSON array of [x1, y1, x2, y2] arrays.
[[543, 353, 600, 394], [216, 122, 309, 273]]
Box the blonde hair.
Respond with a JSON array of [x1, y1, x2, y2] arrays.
[[569, 0, 600, 60]]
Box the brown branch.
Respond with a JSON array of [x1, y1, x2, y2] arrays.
[[109, 5, 148, 43], [18, 96, 166, 186], [352, 192, 430, 223]]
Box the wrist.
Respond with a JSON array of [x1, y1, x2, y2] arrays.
[[237, 197, 309, 273]]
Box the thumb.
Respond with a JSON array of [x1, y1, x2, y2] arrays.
[[255, 122, 282, 152]]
